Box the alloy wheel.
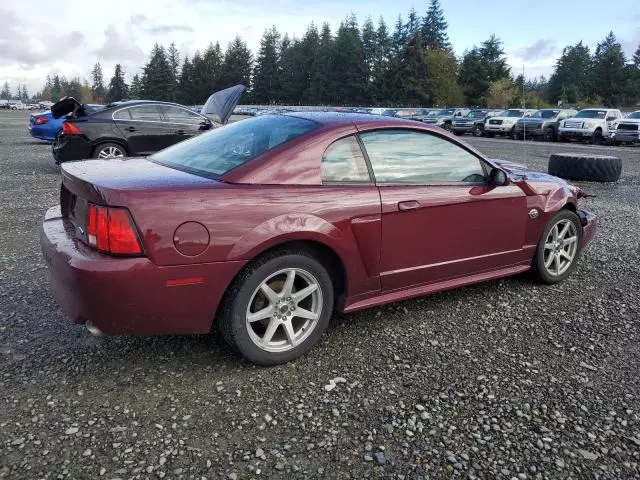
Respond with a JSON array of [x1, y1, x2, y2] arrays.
[[246, 268, 323, 353], [98, 146, 124, 159], [543, 219, 578, 277]]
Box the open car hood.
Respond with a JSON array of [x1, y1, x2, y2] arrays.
[[51, 97, 83, 119], [201, 84, 245, 124]]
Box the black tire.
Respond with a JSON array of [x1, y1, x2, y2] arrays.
[[217, 251, 334, 365], [543, 127, 556, 142], [473, 124, 484, 137], [509, 127, 518, 140], [443, 122, 452, 131], [548, 153, 622, 182], [591, 129, 603, 145], [92, 142, 127, 159], [532, 210, 582, 284]]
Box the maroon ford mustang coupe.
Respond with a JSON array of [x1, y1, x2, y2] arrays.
[[41, 112, 596, 365]]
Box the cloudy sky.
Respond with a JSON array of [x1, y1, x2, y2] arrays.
[[1, 0, 639, 96]]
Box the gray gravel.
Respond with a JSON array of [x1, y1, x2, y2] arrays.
[[1, 110, 640, 479]]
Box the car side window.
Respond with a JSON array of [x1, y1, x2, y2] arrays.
[[128, 105, 162, 121], [360, 129, 486, 184], [113, 109, 132, 120], [321, 136, 371, 183], [161, 105, 204, 125]]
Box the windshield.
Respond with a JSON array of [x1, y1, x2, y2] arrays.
[[468, 110, 487, 118], [574, 110, 606, 119], [531, 110, 560, 119], [627, 111, 640, 119], [151, 115, 320, 179], [437, 109, 455, 116], [500, 109, 524, 117]]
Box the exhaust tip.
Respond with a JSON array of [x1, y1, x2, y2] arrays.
[[86, 322, 103, 337]]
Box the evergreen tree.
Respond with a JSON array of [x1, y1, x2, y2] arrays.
[[400, 34, 430, 106], [547, 41, 592, 104], [167, 42, 181, 101], [361, 17, 376, 86], [424, 48, 463, 106], [65, 77, 83, 100], [141, 43, 173, 100], [177, 55, 196, 104], [372, 18, 392, 104], [220, 36, 252, 89], [422, 0, 451, 50], [591, 32, 627, 106], [405, 7, 421, 40], [308, 23, 334, 104], [1, 81, 10, 99], [253, 27, 281, 104], [202, 42, 224, 93], [331, 15, 368, 105], [634, 43, 640, 67], [129, 74, 142, 99], [51, 75, 63, 101], [91, 62, 106, 102], [458, 47, 486, 105], [106, 64, 128, 103], [299, 23, 321, 103], [21, 84, 29, 102], [480, 35, 510, 81]]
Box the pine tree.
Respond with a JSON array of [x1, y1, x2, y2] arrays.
[[401, 35, 430, 106], [106, 64, 129, 103], [372, 17, 392, 104], [65, 78, 83, 100], [129, 74, 142, 99], [21, 84, 29, 102], [405, 8, 421, 40], [220, 36, 252, 89], [458, 47, 487, 105], [167, 42, 181, 101], [480, 35, 510, 81], [51, 76, 63, 102], [361, 17, 376, 90], [252, 26, 281, 104], [299, 23, 321, 103], [422, 0, 451, 50], [547, 41, 592, 104], [424, 48, 463, 106], [634, 43, 640, 68], [202, 42, 223, 94], [141, 43, 173, 100], [591, 32, 627, 106], [331, 15, 368, 105], [1, 82, 10, 99], [308, 23, 334, 104], [178, 55, 196, 104], [91, 62, 106, 102]]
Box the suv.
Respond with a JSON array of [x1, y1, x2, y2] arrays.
[[609, 111, 640, 145], [452, 109, 502, 136], [558, 108, 622, 144], [421, 108, 470, 131], [513, 109, 577, 141], [484, 109, 537, 138]]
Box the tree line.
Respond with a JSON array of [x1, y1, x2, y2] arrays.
[[19, 0, 640, 108]]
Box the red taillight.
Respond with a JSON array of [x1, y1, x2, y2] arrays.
[[62, 120, 84, 135], [86, 204, 142, 255], [34, 116, 48, 125]]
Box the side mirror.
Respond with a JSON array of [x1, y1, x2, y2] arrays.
[[490, 168, 509, 187], [199, 120, 212, 131]]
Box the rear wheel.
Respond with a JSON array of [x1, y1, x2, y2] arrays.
[[217, 251, 334, 365], [473, 124, 484, 137], [543, 127, 556, 142], [93, 142, 126, 159], [532, 210, 582, 284]]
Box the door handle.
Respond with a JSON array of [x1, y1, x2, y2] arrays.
[[124, 126, 136, 132], [398, 200, 421, 211], [175, 130, 186, 135]]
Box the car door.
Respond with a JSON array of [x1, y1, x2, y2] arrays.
[[113, 105, 173, 155], [359, 128, 528, 291], [160, 105, 212, 146]]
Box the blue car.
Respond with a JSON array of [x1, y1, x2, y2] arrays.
[[29, 104, 105, 142]]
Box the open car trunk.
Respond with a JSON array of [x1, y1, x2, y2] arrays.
[[201, 84, 245, 124], [51, 97, 87, 119]]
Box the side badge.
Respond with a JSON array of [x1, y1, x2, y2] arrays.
[[528, 209, 539, 219]]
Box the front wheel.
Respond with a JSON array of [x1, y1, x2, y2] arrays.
[[591, 129, 603, 145], [217, 252, 334, 365], [543, 127, 556, 142], [532, 210, 582, 284], [93, 142, 126, 159], [473, 124, 484, 137]]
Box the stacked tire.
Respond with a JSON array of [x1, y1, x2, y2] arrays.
[[548, 153, 622, 182]]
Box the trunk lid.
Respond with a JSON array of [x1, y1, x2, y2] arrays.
[[201, 84, 245, 124], [51, 97, 83, 119], [59, 158, 221, 246]]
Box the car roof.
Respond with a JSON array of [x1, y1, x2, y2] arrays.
[[106, 100, 192, 109], [282, 111, 425, 128]]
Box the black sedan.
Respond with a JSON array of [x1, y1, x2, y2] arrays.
[[51, 85, 245, 163]]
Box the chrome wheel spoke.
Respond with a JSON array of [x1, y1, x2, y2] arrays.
[[554, 253, 562, 275], [294, 307, 318, 321], [281, 269, 296, 297], [558, 222, 571, 240], [544, 253, 555, 268], [544, 242, 555, 250], [247, 306, 274, 323], [260, 282, 279, 303], [292, 283, 318, 303], [562, 236, 577, 247], [560, 249, 573, 261], [283, 320, 297, 347], [551, 225, 559, 243], [262, 319, 280, 345]]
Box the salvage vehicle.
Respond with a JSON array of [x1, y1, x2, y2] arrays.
[[608, 111, 640, 145], [451, 109, 502, 136], [51, 85, 245, 163], [420, 108, 470, 131], [558, 108, 622, 145], [40, 112, 596, 365], [28, 105, 105, 142], [484, 109, 537, 138], [513, 109, 577, 141]]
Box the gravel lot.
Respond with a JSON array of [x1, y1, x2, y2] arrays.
[[1, 110, 639, 479]]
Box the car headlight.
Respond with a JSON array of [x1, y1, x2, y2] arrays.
[[584, 122, 596, 129]]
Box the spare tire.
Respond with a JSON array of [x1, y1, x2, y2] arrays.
[[548, 153, 622, 182]]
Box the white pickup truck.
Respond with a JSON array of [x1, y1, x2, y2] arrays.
[[558, 108, 622, 144], [609, 111, 640, 145]]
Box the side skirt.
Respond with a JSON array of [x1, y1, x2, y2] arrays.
[[343, 264, 531, 313]]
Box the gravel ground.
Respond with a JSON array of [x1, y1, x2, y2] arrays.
[[1, 110, 639, 479]]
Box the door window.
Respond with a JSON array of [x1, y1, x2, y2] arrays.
[[360, 129, 486, 184], [161, 105, 205, 125], [128, 105, 162, 121], [321, 136, 371, 183]]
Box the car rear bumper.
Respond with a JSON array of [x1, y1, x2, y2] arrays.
[[40, 206, 244, 335], [28, 125, 56, 142], [578, 208, 596, 248], [52, 135, 93, 162]]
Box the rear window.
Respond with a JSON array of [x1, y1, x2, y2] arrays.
[[151, 115, 320, 179]]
